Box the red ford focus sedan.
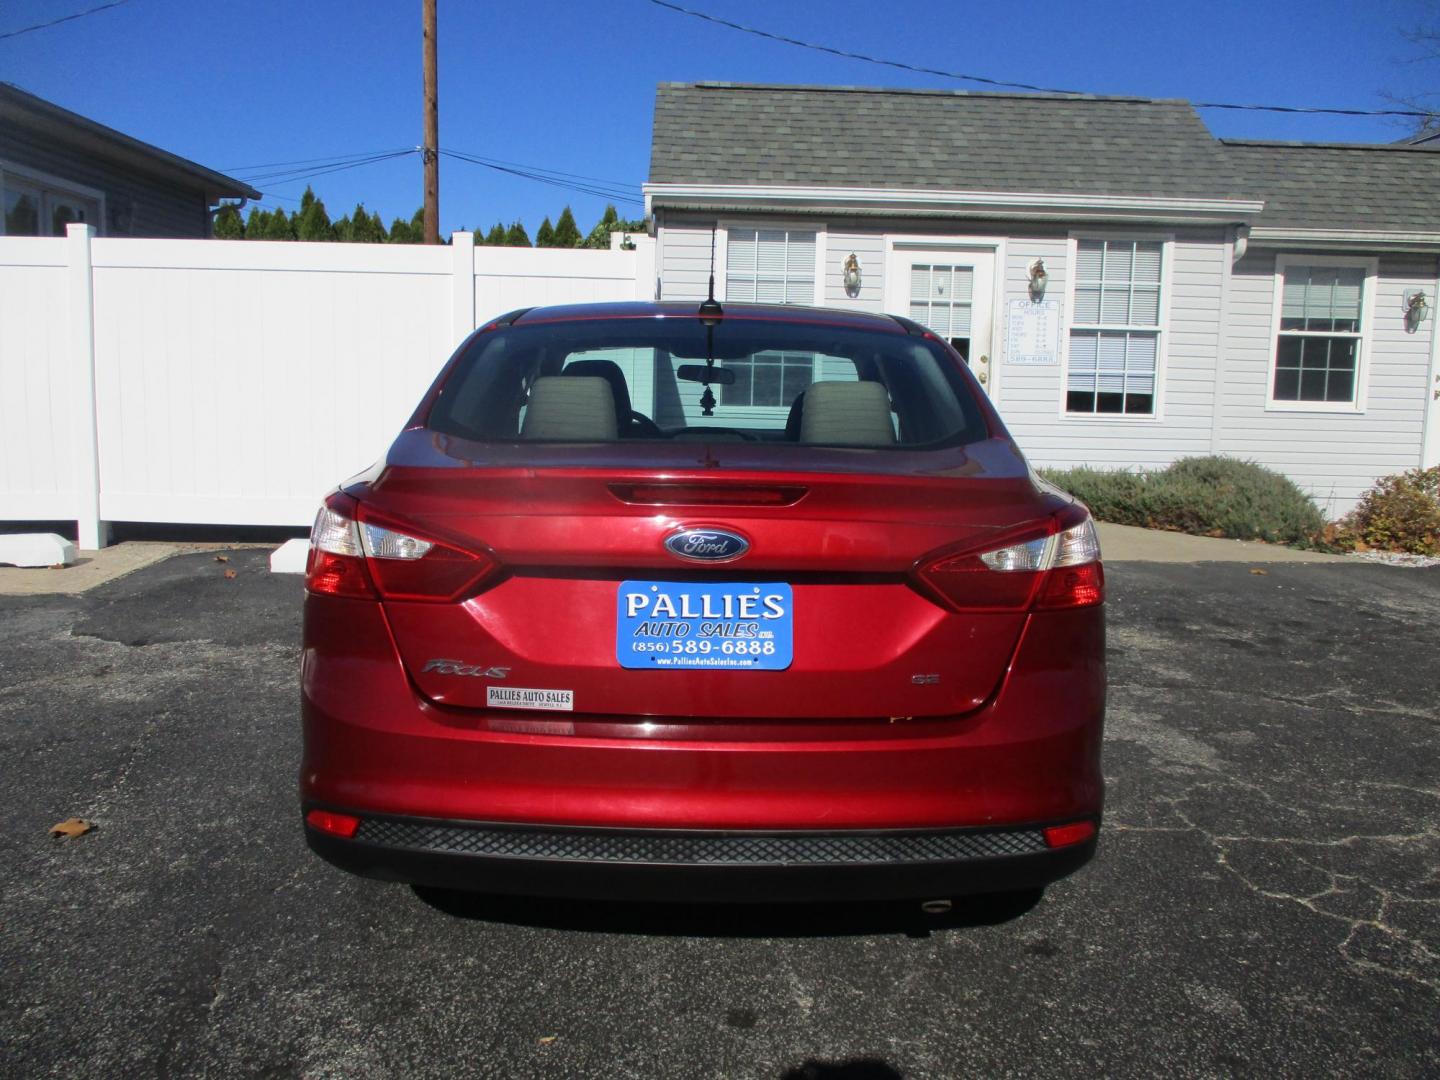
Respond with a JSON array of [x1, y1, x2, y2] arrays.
[[301, 301, 1104, 903]]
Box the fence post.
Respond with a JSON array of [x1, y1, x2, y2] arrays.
[[66, 223, 107, 550], [451, 230, 476, 346]]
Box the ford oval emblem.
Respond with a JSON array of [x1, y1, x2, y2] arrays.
[[664, 528, 749, 563]]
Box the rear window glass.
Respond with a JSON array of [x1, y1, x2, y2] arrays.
[[428, 315, 988, 449]]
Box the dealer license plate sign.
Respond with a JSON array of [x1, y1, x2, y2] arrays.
[[617, 581, 793, 670]]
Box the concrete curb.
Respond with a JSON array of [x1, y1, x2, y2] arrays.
[[1097, 523, 1351, 564]]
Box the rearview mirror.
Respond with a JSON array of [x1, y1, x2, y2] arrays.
[[676, 364, 737, 385]]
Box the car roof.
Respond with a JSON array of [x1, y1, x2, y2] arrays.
[[505, 301, 909, 335]]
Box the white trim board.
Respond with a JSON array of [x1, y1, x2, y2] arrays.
[[646, 183, 1263, 225], [1248, 228, 1440, 253]]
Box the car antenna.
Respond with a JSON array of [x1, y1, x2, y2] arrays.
[[698, 225, 723, 416]]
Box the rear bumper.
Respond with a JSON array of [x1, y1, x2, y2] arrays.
[[304, 812, 1098, 902], [300, 596, 1106, 833]]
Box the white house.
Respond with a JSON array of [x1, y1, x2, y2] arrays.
[[644, 82, 1440, 516]]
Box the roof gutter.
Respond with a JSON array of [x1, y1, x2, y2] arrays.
[[0, 83, 261, 202], [644, 183, 1264, 225], [1246, 227, 1440, 254]]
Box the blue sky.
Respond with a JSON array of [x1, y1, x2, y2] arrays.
[[2, 0, 1435, 238]]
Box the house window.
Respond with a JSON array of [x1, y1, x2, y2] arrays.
[[722, 352, 815, 407], [725, 227, 816, 304], [1, 170, 101, 236], [1272, 264, 1366, 405], [1067, 239, 1164, 415]]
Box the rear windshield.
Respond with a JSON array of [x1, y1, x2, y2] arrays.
[[428, 315, 989, 449]]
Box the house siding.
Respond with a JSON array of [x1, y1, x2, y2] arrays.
[[654, 212, 1434, 515], [1214, 250, 1436, 517], [0, 131, 211, 239], [656, 213, 719, 301]]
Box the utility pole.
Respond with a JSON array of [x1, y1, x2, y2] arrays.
[[422, 0, 439, 244]]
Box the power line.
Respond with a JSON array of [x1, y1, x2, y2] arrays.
[[0, 0, 133, 43], [240, 150, 420, 185], [225, 148, 415, 173], [645, 0, 1432, 119], [245, 150, 420, 192], [445, 149, 641, 192], [441, 149, 644, 206], [442, 151, 643, 205]]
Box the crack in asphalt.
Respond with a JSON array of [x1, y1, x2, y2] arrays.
[[1108, 700, 1440, 994]]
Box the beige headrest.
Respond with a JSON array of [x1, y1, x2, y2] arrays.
[[520, 376, 618, 440], [799, 381, 896, 446]]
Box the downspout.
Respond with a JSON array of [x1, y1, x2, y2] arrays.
[[207, 195, 249, 238], [1210, 225, 1241, 457], [1422, 254, 1440, 469]]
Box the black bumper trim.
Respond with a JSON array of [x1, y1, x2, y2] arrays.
[[305, 811, 1097, 903]]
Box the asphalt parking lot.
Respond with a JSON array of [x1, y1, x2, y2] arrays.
[[1, 550, 1436, 1078]]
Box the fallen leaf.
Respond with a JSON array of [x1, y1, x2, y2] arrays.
[[214, 555, 229, 563], [1249, 568, 1268, 575], [224, 569, 238, 580], [537, 1036, 557, 1046], [50, 817, 93, 839]]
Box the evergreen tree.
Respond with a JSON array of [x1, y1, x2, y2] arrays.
[[534, 217, 556, 247], [582, 204, 646, 249], [244, 207, 269, 239], [388, 208, 425, 243], [552, 206, 582, 247], [213, 204, 245, 239], [581, 205, 619, 249], [260, 206, 295, 240], [337, 203, 386, 243], [483, 222, 507, 245], [504, 221, 531, 247], [294, 186, 334, 241], [388, 216, 417, 243]]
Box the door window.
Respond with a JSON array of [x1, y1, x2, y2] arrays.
[[909, 264, 975, 359]]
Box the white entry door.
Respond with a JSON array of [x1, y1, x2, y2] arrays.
[[885, 246, 997, 394]]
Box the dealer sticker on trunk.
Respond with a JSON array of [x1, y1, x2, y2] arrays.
[[617, 581, 793, 671], [487, 686, 574, 712]]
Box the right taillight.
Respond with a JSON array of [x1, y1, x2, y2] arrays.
[[304, 493, 498, 603], [915, 509, 1104, 613]]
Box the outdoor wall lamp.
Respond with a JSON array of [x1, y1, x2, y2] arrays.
[[1404, 289, 1429, 333], [1028, 258, 1048, 301], [843, 253, 862, 296]]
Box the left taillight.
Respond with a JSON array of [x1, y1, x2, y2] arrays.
[[914, 507, 1104, 613], [304, 492, 497, 603]]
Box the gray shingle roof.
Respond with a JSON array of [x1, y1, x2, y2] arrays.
[[649, 82, 1234, 200], [1221, 140, 1440, 232], [649, 83, 1440, 233]]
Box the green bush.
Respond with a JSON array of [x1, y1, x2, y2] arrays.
[[1041, 456, 1324, 546], [1036, 466, 1151, 527], [1340, 466, 1440, 555]]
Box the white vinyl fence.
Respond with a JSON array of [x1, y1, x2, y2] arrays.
[[0, 226, 655, 547]]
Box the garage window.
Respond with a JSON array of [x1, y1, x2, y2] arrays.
[[1270, 261, 1372, 408], [1066, 239, 1165, 416]]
